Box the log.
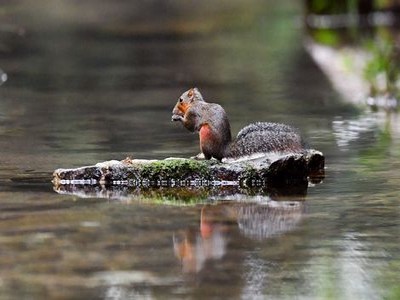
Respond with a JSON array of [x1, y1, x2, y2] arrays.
[[52, 149, 324, 189]]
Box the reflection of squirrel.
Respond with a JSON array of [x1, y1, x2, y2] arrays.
[[173, 201, 303, 273], [172, 88, 305, 161]]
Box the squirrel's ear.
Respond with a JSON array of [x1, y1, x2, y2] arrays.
[[187, 88, 194, 98], [193, 87, 203, 101]]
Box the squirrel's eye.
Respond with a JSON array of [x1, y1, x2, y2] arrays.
[[179, 98, 183, 103]]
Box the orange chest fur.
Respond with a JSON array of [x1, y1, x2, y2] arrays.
[[199, 124, 214, 143]]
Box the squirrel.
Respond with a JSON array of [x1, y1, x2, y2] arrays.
[[172, 88, 305, 161]]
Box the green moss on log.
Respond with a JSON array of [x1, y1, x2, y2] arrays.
[[140, 159, 211, 181]]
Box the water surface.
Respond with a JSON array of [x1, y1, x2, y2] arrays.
[[0, 1, 399, 299]]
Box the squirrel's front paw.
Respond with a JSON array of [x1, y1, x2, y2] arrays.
[[191, 153, 205, 160]]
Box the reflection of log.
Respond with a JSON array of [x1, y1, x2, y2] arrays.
[[54, 178, 309, 202], [52, 149, 324, 188]]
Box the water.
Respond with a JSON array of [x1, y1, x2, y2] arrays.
[[1, 1, 400, 299]]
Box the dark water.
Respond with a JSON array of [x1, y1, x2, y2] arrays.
[[1, 1, 400, 299]]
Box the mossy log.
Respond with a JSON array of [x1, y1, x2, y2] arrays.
[[52, 149, 324, 189]]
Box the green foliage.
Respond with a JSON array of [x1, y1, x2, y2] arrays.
[[313, 29, 341, 46], [308, 0, 348, 14], [364, 35, 400, 97]]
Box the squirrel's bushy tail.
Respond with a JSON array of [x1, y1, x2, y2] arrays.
[[225, 122, 304, 158]]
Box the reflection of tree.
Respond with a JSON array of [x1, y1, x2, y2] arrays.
[[173, 199, 305, 274], [332, 111, 400, 168]]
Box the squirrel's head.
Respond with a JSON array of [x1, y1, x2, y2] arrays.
[[172, 87, 204, 116]]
